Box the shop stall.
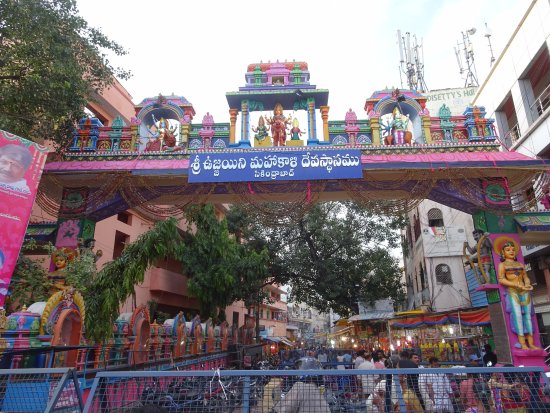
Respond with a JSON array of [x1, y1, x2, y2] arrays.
[[389, 308, 493, 363]]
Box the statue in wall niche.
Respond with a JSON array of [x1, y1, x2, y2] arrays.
[[496, 237, 539, 350], [265, 103, 292, 146], [390, 107, 412, 145], [146, 115, 177, 151], [252, 116, 270, 144]]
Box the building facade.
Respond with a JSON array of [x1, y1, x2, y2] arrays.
[[287, 302, 331, 345]]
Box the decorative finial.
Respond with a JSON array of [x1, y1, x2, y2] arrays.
[[22, 304, 27, 312]]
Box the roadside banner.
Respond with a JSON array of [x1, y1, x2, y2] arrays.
[[0, 130, 49, 307]]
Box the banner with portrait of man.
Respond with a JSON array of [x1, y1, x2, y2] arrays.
[[0, 130, 49, 307]]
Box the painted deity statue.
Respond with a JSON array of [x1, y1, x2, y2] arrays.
[[146, 115, 177, 151], [252, 116, 270, 144], [265, 103, 292, 146], [496, 239, 539, 350], [48, 247, 79, 291], [390, 107, 411, 145], [289, 118, 303, 141], [463, 230, 493, 284]]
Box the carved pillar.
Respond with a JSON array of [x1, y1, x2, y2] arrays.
[[306, 98, 318, 144], [370, 116, 381, 146], [320, 106, 330, 143], [51, 188, 96, 290], [229, 108, 239, 144], [240, 100, 249, 143], [421, 115, 432, 144], [130, 118, 141, 151]]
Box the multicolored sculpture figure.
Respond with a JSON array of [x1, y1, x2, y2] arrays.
[[265, 103, 291, 146], [289, 118, 303, 141], [496, 237, 539, 350], [252, 116, 270, 144], [463, 230, 493, 284], [48, 247, 79, 291], [390, 107, 411, 145], [146, 115, 177, 151]]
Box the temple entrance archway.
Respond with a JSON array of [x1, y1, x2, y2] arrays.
[[24, 64, 550, 368]]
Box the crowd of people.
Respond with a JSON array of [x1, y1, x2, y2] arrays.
[[269, 345, 540, 413]]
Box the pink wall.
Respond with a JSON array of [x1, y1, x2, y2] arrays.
[[87, 79, 135, 124]]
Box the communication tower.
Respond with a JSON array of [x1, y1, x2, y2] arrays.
[[454, 28, 479, 87], [397, 30, 428, 93]]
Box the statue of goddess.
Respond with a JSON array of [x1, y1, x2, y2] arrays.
[[496, 238, 539, 350], [289, 117, 303, 140], [265, 103, 292, 146], [146, 115, 177, 151], [390, 107, 410, 145], [252, 116, 270, 143]]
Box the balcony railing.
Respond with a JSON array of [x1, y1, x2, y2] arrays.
[[531, 83, 550, 119], [503, 121, 521, 147]]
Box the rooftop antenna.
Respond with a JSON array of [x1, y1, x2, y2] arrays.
[[397, 30, 428, 92], [484, 22, 496, 67], [454, 28, 479, 87]]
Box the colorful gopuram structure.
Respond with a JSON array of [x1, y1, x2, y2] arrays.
[[1, 61, 549, 369]]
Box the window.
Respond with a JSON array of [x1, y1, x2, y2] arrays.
[[413, 214, 421, 241], [117, 211, 132, 225], [232, 312, 239, 327], [435, 264, 453, 284], [113, 230, 129, 259], [427, 208, 444, 227], [272, 76, 284, 85]]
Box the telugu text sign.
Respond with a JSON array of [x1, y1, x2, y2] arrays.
[[188, 150, 363, 183]]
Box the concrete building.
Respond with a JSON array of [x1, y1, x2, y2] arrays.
[[226, 284, 288, 339], [472, 0, 550, 346], [287, 302, 331, 345], [402, 200, 477, 312]]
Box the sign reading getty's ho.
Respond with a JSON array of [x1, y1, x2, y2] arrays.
[[188, 150, 363, 183]]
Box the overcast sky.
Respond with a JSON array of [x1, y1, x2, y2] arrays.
[[76, 0, 529, 123]]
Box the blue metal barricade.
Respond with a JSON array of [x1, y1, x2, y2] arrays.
[[0, 368, 83, 412], [83, 366, 550, 413]]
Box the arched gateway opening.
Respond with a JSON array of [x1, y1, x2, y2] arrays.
[[7, 63, 549, 368]]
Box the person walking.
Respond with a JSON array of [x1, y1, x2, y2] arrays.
[[358, 351, 377, 399], [426, 357, 453, 413]]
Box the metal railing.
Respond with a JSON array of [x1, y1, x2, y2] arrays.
[[0, 368, 83, 413], [84, 366, 550, 412], [0, 345, 231, 374], [531, 83, 550, 119], [504, 122, 522, 148]]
